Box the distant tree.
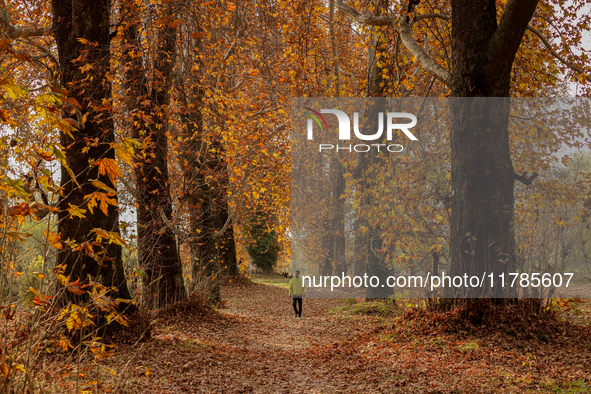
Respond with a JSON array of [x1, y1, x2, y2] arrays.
[[246, 212, 281, 272]]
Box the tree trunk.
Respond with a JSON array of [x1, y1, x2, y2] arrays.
[[361, 0, 392, 300], [121, 1, 186, 309], [448, 0, 538, 298], [177, 18, 239, 297], [188, 156, 231, 302], [330, 150, 347, 276], [179, 87, 236, 300], [52, 0, 134, 313]]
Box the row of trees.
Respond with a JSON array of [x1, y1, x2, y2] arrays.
[[0, 0, 590, 323], [1, 0, 295, 316]]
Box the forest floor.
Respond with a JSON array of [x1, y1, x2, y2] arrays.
[[84, 276, 591, 393]]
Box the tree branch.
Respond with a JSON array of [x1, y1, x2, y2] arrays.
[[513, 171, 538, 185], [412, 13, 451, 23], [488, 0, 539, 76], [335, 0, 451, 87], [0, 0, 50, 39], [398, 18, 451, 86], [334, 0, 398, 26], [329, 0, 341, 96], [433, 186, 451, 209], [526, 25, 591, 83], [212, 212, 232, 238]]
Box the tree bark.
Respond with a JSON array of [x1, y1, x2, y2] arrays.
[[448, 0, 538, 298], [52, 0, 133, 311], [360, 1, 392, 300], [177, 72, 237, 301], [186, 137, 234, 302], [121, 0, 186, 309]]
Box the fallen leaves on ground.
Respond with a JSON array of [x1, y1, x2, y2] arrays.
[[66, 281, 591, 393]]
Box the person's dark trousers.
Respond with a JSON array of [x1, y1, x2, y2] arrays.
[[292, 296, 302, 317]]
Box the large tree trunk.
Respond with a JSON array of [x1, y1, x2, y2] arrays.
[[52, 0, 133, 311], [121, 1, 186, 309], [448, 0, 538, 298]]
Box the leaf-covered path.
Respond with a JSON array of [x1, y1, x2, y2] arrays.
[[114, 281, 390, 393], [106, 280, 591, 394]]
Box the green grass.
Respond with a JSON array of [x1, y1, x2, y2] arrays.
[[546, 380, 591, 393], [458, 340, 479, 351], [251, 274, 290, 289], [330, 299, 400, 317]]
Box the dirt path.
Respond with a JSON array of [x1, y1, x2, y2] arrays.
[[109, 281, 396, 394]]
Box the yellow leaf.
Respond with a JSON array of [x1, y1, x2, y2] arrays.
[[91, 228, 128, 248], [51, 144, 80, 187], [85, 191, 117, 216], [67, 203, 87, 219], [2, 83, 27, 99], [31, 272, 46, 279], [29, 287, 42, 298], [58, 335, 73, 351], [574, 215, 581, 225], [14, 364, 26, 374], [44, 230, 63, 250], [94, 158, 122, 185], [110, 138, 140, 166]]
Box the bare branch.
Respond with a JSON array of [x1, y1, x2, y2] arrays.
[[335, 0, 398, 26], [526, 25, 591, 83], [223, 38, 238, 62], [514, 171, 539, 185], [398, 18, 451, 86], [30, 52, 52, 60], [412, 13, 451, 23], [335, 0, 451, 87], [212, 212, 232, 238]]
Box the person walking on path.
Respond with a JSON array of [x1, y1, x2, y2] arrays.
[[289, 270, 306, 318]]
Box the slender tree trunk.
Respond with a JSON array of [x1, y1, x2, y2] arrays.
[[332, 159, 347, 276], [52, 0, 133, 312], [360, 0, 392, 300], [178, 82, 236, 301]]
